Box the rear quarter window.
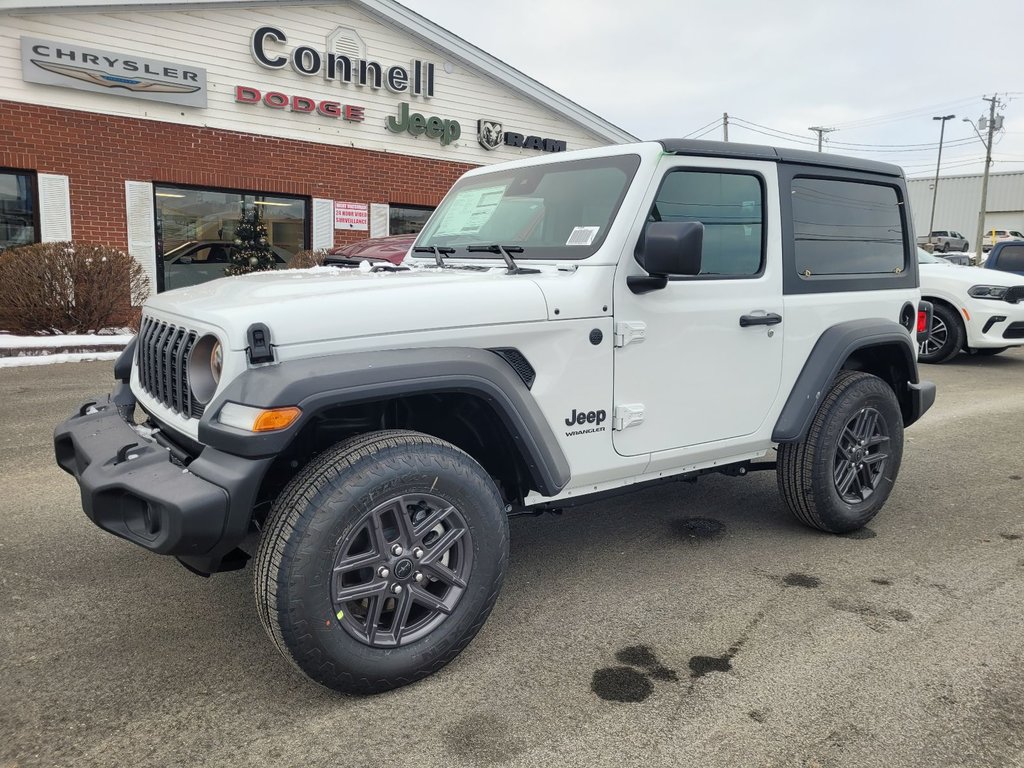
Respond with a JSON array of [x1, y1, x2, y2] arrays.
[[791, 177, 906, 277]]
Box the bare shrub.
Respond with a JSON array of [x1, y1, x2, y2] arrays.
[[0, 242, 150, 335], [287, 249, 329, 269]]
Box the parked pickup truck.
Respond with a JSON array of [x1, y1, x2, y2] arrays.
[[917, 230, 969, 253]]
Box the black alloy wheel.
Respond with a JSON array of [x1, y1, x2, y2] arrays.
[[332, 493, 473, 648], [833, 407, 890, 504], [918, 303, 964, 364], [254, 430, 509, 694], [777, 370, 904, 534]]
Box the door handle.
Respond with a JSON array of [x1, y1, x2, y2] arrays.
[[739, 313, 782, 327]]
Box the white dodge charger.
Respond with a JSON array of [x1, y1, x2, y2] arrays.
[[918, 248, 1024, 363]]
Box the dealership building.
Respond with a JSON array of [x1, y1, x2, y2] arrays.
[[0, 0, 634, 293]]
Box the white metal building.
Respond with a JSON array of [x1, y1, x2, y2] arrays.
[[907, 170, 1024, 248]]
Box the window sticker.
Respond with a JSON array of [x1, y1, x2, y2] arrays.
[[566, 226, 600, 246], [432, 185, 507, 237]]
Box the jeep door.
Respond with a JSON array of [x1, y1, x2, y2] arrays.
[[611, 159, 784, 457]]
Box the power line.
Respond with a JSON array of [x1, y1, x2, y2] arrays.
[[730, 121, 979, 153], [827, 96, 981, 130], [681, 117, 722, 139]]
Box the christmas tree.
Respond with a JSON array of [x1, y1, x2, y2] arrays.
[[225, 204, 276, 276]]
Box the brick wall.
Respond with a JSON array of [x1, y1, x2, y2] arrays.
[[0, 99, 476, 249]]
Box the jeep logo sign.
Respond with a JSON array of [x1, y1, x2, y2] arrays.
[[387, 102, 461, 146]]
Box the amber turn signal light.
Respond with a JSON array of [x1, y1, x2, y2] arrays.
[[252, 407, 302, 432]]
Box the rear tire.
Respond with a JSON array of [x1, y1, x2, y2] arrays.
[[254, 429, 509, 694], [918, 302, 964, 364], [777, 371, 904, 534]]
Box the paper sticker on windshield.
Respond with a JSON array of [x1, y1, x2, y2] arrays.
[[566, 226, 599, 246], [433, 185, 507, 237]]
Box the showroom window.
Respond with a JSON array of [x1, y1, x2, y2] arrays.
[[389, 204, 434, 235], [155, 184, 309, 292], [0, 170, 37, 251]]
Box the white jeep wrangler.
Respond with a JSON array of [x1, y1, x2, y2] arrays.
[[55, 140, 935, 694]]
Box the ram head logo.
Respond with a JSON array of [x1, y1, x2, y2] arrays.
[[477, 119, 504, 151]]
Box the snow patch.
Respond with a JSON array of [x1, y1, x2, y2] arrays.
[[0, 333, 134, 349], [0, 352, 121, 368]]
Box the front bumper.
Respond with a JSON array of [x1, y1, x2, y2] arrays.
[[963, 298, 1024, 348], [54, 390, 272, 574]]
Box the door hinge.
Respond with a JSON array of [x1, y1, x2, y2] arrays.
[[613, 321, 647, 347], [613, 404, 645, 431]]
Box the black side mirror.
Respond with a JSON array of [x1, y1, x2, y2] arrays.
[[629, 221, 704, 294]]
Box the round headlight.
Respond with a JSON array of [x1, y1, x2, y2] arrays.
[[189, 334, 222, 404], [210, 341, 223, 384]]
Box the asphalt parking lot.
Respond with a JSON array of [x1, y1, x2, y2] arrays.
[[2, 353, 1023, 768]]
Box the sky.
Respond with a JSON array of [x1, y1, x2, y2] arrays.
[[399, 0, 1024, 178]]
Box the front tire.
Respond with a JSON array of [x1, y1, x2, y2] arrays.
[[918, 302, 964, 364], [777, 371, 904, 534], [254, 430, 509, 694]]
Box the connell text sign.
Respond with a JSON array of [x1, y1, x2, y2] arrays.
[[20, 36, 207, 108], [251, 26, 436, 98]]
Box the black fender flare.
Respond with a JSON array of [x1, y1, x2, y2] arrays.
[[772, 319, 925, 443], [197, 347, 571, 497]]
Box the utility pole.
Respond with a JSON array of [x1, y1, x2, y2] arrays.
[[808, 126, 835, 151], [928, 114, 956, 238], [723, 112, 729, 142], [972, 95, 1001, 263]]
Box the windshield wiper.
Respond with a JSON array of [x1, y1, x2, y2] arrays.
[[465, 244, 540, 275], [413, 245, 455, 267]]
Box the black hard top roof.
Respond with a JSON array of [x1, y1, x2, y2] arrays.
[[657, 139, 904, 178]]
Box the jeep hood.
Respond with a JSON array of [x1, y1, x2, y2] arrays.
[[144, 266, 549, 349]]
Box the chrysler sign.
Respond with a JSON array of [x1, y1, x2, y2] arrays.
[[20, 36, 207, 108]]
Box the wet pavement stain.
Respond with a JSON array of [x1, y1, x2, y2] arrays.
[[445, 712, 525, 765], [1009, 475, 1022, 481], [871, 577, 893, 586], [829, 598, 913, 627], [783, 572, 821, 588], [593, 646, 678, 702], [748, 709, 768, 723], [689, 654, 732, 678], [1000, 533, 1022, 540], [841, 527, 877, 540], [591, 666, 654, 703], [615, 645, 679, 681], [670, 516, 726, 542]]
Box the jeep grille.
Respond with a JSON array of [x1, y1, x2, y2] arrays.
[[137, 316, 204, 419]]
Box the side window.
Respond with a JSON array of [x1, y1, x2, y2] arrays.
[[649, 170, 764, 277], [791, 178, 905, 276]]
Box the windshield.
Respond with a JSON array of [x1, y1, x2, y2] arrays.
[[416, 154, 641, 260]]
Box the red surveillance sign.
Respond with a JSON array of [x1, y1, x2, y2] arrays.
[[235, 85, 365, 121]]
